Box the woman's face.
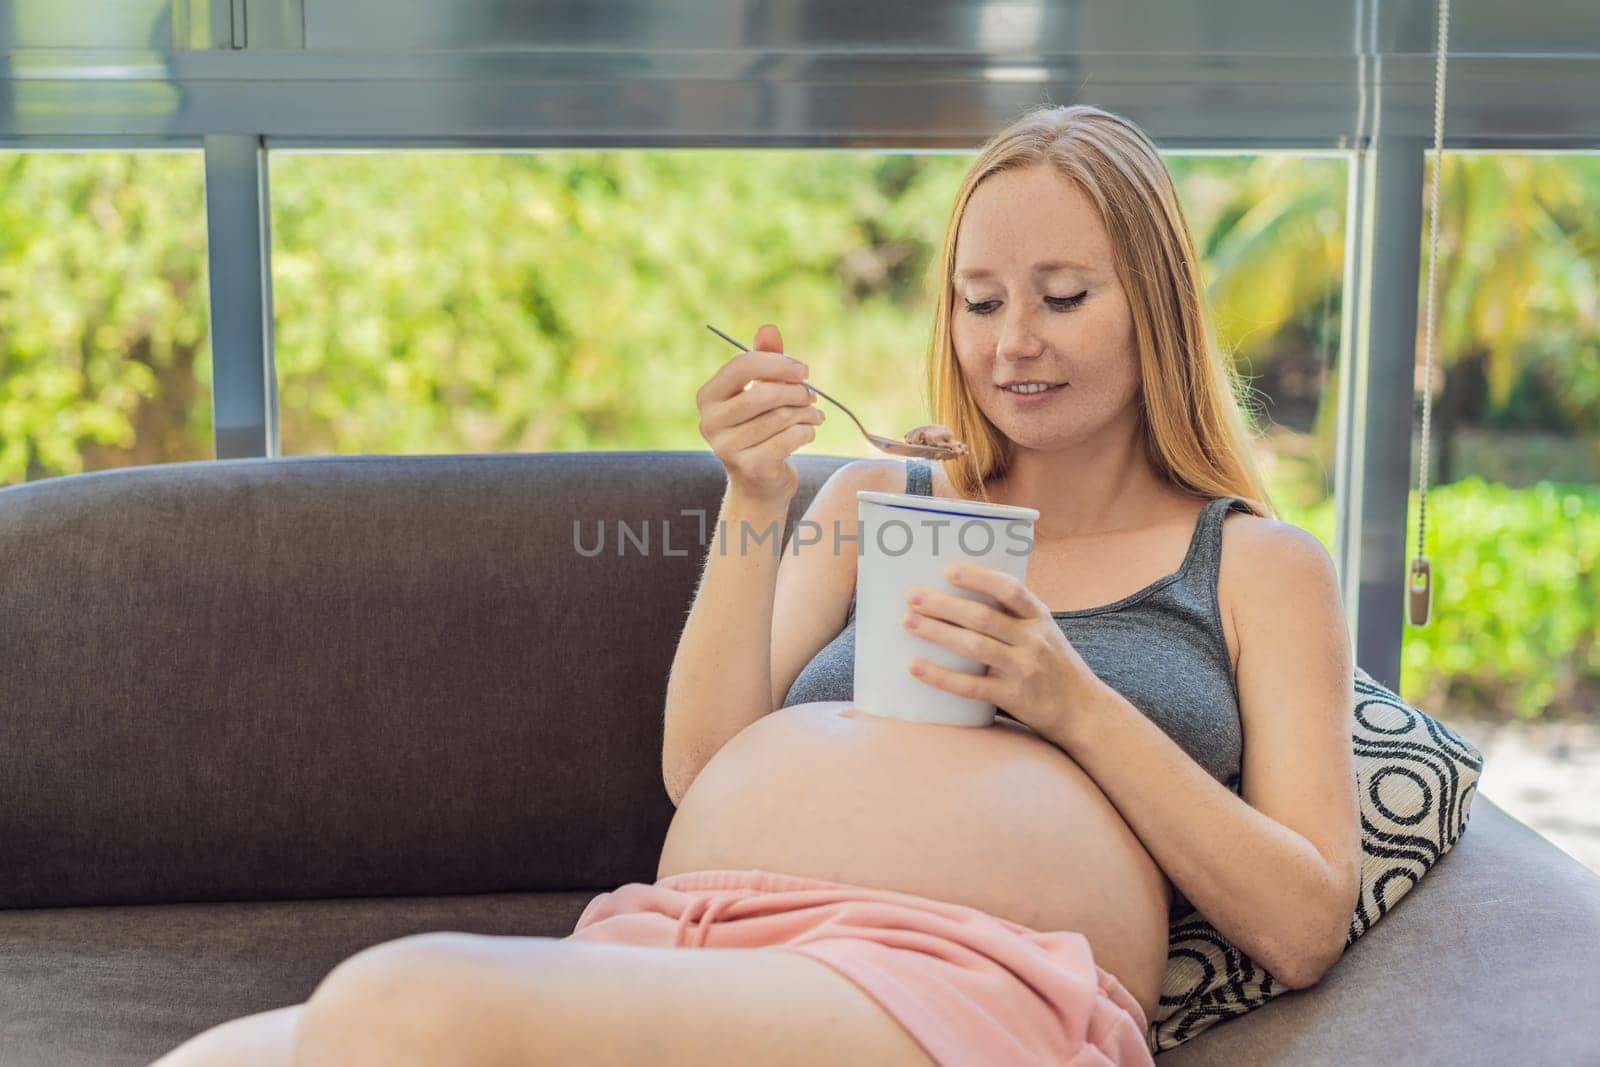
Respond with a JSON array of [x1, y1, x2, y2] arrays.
[[949, 164, 1141, 452]]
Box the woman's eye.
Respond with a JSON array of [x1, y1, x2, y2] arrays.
[[962, 291, 1088, 316]]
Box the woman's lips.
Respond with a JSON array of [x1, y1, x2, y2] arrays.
[[1000, 383, 1068, 406]]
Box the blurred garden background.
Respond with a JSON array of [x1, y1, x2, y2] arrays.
[[1, 148, 1595, 756]]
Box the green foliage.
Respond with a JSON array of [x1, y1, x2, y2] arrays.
[[0, 152, 211, 479], [265, 149, 977, 457], [1278, 480, 1600, 719]]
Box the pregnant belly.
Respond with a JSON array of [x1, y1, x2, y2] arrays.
[[657, 701, 1173, 1020]]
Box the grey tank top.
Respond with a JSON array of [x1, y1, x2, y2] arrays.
[[783, 459, 1247, 794]]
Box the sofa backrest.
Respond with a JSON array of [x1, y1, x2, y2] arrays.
[[0, 451, 849, 908]]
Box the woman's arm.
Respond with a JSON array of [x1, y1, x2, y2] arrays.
[[1049, 521, 1361, 989], [662, 461, 892, 805], [661, 484, 792, 805]]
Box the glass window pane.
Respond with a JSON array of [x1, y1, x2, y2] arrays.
[[269, 150, 975, 457], [1402, 153, 1600, 732], [0, 150, 211, 486], [268, 151, 1346, 541]]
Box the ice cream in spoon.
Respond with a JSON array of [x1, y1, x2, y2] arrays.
[[903, 424, 969, 456]]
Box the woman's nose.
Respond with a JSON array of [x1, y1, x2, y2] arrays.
[[994, 309, 1046, 363]]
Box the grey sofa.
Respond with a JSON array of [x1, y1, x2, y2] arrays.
[[2, 451, 1598, 1067]]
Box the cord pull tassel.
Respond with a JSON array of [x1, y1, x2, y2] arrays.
[[1407, 557, 1433, 627]]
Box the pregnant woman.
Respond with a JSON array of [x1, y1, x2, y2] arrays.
[[156, 103, 1359, 1067]]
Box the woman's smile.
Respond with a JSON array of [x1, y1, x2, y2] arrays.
[[1000, 381, 1070, 406]]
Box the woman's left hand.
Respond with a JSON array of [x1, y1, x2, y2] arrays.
[[903, 562, 1102, 739]]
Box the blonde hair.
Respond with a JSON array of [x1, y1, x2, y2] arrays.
[[927, 103, 1277, 519]]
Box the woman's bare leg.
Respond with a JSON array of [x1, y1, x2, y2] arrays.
[[293, 932, 935, 1067], [149, 1004, 304, 1067], [147, 931, 935, 1067]]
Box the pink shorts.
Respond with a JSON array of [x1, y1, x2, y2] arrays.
[[564, 868, 1154, 1067]]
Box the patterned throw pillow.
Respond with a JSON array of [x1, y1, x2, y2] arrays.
[[1148, 666, 1484, 1053]]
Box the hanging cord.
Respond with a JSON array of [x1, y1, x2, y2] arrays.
[[1409, 0, 1451, 626]]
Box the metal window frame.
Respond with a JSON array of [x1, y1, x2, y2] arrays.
[[4, 0, 1600, 687]]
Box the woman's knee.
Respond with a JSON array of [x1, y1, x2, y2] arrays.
[[150, 1004, 305, 1067], [296, 932, 503, 1067]]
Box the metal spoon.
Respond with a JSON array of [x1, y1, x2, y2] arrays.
[[705, 324, 965, 460]]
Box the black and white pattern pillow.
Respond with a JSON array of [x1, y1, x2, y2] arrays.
[[1148, 666, 1484, 1053]]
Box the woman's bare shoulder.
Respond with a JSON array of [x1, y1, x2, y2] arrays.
[[1217, 510, 1339, 671], [1220, 509, 1332, 563]]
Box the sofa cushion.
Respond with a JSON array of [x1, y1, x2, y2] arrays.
[[1153, 794, 1600, 1065], [0, 890, 595, 1067], [1151, 668, 1484, 1052], [0, 452, 834, 908]]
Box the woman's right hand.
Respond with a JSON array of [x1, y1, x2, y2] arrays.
[[696, 323, 825, 507]]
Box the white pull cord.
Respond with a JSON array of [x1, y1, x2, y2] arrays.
[[1409, 0, 1451, 627]]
